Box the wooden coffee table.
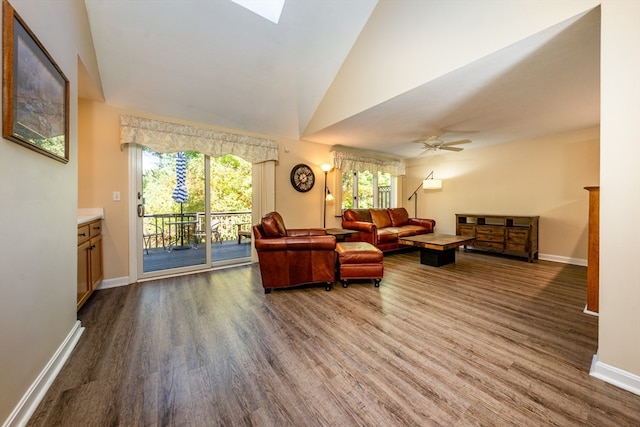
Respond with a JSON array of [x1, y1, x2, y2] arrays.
[[398, 234, 475, 267]]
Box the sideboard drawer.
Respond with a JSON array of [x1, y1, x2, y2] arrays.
[[458, 224, 475, 237], [507, 242, 528, 252], [507, 228, 529, 243], [476, 226, 505, 242], [474, 240, 504, 251]]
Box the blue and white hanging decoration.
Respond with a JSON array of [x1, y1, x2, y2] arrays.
[[172, 152, 189, 204]]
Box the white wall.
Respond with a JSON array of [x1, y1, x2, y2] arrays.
[[307, 0, 600, 135]]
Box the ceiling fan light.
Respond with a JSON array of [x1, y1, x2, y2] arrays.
[[423, 178, 442, 190]]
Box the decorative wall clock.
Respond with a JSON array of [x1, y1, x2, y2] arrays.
[[290, 163, 315, 192]]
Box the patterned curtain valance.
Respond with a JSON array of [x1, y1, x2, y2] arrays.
[[120, 115, 279, 164], [331, 146, 405, 176]]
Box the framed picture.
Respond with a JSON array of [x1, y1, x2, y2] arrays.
[[2, 0, 69, 163]]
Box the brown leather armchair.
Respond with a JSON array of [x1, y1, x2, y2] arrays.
[[253, 212, 336, 293]]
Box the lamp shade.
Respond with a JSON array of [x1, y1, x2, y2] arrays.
[[423, 178, 442, 190]]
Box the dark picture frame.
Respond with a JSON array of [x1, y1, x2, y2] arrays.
[[2, 0, 69, 163]]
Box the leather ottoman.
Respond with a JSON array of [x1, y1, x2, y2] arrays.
[[335, 242, 383, 288]]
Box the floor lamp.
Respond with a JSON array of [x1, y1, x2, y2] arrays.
[[408, 171, 442, 218], [321, 164, 334, 228]]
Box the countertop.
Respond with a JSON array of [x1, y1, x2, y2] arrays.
[[78, 208, 104, 225]]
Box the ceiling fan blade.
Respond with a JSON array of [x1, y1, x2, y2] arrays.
[[440, 146, 464, 152], [442, 139, 472, 146], [421, 142, 437, 149]]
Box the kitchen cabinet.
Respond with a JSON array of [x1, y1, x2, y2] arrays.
[[77, 219, 103, 310]]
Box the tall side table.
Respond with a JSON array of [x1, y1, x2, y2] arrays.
[[325, 228, 358, 242]]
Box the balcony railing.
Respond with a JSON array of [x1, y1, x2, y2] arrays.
[[378, 185, 391, 208], [143, 211, 251, 251]]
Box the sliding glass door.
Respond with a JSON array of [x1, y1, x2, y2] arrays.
[[135, 147, 252, 280]]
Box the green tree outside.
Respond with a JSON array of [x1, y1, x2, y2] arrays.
[[142, 148, 252, 215], [341, 170, 391, 210]]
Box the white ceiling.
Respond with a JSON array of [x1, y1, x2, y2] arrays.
[[82, 1, 600, 159]]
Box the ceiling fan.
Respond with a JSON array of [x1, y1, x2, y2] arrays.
[[417, 136, 472, 153]]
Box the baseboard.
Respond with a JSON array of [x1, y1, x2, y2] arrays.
[[538, 253, 587, 266], [583, 305, 599, 317], [590, 353, 640, 396], [96, 276, 131, 290], [3, 321, 84, 427]]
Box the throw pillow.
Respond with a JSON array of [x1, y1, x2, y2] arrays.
[[388, 208, 410, 226], [370, 209, 392, 229], [344, 209, 371, 222]]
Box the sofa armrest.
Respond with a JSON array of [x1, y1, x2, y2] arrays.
[[408, 218, 436, 232], [341, 220, 378, 245], [341, 220, 376, 233]]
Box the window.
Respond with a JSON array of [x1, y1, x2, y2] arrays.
[[330, 146, 405, 213], [341, 170, 394, 210]]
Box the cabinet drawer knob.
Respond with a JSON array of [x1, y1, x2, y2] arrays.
[[78, 232, 87, 237]]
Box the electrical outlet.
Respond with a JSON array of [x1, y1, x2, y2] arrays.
[[113, 191, 121, 201]]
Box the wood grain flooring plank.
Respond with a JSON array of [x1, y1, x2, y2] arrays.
[[25, 251, 640, 427]]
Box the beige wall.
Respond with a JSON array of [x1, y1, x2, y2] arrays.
[[406, 127, 600, 263], [271, 140, 341, 230], [78, 99, 130, 281]]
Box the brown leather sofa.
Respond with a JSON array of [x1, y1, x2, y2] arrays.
[[342, 207, 436, 252], [253, 212, 336, 293]]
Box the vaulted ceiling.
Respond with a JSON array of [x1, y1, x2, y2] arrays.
[[82, 1, 600, 159]]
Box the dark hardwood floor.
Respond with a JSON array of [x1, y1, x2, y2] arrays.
[[28, 250, 640, 426]]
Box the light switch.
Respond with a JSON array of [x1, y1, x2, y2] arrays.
[[113, 191, 121, 201]]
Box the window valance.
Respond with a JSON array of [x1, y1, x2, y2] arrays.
[[331, 145, 405, 176], [120, 115, 279, 164]]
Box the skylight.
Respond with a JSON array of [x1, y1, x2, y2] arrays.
[[231, 0, 285, 24]]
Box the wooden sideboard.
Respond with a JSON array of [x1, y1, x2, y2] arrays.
[[584, 187, 599, 313], [456, 214, 539, 262]]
